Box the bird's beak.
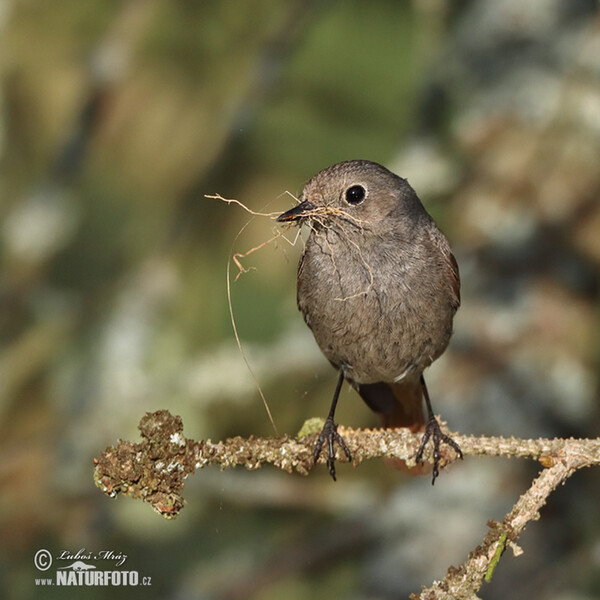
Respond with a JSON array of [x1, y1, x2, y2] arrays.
[[276, 200, 315, 222]]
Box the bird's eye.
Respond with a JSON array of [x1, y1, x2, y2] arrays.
[[345, 185, 366, 205]]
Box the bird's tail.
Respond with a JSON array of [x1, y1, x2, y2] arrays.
[[356, 379, 430, 475]]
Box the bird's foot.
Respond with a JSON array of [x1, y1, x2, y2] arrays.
[[416, 415, 463, 485], [313, 416, 352, 481]]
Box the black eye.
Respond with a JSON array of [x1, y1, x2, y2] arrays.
[[345, 185, 366, 205]]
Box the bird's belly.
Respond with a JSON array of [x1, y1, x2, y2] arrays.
[[298, 251, 452, 384]]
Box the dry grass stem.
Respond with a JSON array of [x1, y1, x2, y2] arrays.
[[208, 191, 306, 435], [296, 207, 376, 300], [204, 193, 281, 218], [232, 232, 285, 280]]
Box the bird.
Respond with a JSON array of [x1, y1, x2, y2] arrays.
[[277, 159, 462, 483]]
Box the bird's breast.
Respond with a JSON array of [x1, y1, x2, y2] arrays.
[[297, 228, 454, 384]]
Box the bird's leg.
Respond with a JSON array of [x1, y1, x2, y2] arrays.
[[313, 370, 352, 481], [416, 375, 463, 485]]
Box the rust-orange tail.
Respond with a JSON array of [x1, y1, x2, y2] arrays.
[[356, 379, 431, 475]]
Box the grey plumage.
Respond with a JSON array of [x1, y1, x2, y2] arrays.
[[277, 160, 462, 481], [296, 160, 459, 386]]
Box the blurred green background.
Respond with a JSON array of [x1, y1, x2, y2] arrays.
[[1, 1, 599, 598]]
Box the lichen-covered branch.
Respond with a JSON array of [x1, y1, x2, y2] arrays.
[[412, 458, 584, 600], [94, 410, 600, 598]]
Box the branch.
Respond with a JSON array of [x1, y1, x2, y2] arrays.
[[412, 457, 587, 599], [94, 410, 600, 597]]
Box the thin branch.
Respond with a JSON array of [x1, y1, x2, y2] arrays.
[[93, 410, 600, 598], [412, 459, 582, 599]]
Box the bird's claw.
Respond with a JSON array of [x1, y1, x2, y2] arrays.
[[313, 416, 352, 481], [416, 415, 463, 485]]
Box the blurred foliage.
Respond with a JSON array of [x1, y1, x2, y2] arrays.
[[0, 1, 599, 599]]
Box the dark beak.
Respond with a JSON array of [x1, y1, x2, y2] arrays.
[[276, 200, 315, 222]]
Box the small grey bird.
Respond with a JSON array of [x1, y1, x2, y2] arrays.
[[277, 160, 462, 482]]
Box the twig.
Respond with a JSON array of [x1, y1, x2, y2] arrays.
[[412, 458, 583, 599]]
